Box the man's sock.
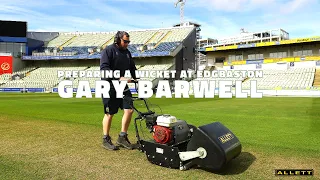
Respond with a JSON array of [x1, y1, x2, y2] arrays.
[[120, 132, 127, 137], [103, 135, 109, 139]]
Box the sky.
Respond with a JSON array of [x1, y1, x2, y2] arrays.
[[0, 0, 319, 40]]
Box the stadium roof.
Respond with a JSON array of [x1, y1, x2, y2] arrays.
[[173, 21, 201, 28], [22, 25, 197, 60], [201, 36, 320, 52]]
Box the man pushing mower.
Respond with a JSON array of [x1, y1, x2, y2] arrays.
[[100, 30, 138, 151], [99, 31, 242, 174]]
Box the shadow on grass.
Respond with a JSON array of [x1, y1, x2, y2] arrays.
[[195, 152, 256, 175]]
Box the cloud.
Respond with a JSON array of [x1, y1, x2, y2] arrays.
[[186, 0, 319, 39], [0, 0, 71, 8], [205, 0, 248, 12], [107, 0, 173, 3], [0, 2, 141, 32], [280, 0, 318, 14], [0, 0, 319, 40], [84, 0, 180, 30], [188, 0, 316, 14]]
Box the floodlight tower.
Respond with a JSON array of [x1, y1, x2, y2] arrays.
[[174, 0, 186, 26]]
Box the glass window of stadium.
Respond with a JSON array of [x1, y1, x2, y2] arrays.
[[236, 55, 243, 61], [257, 54, 263, 59], [248, 54, 255, 60], [0, 42, 26, 57], [248, 54, 263, 60], [293, 51, 302, 57], [269, 53, 275, 58], [229, 55, 235, 61], [302, 50, 312, 56]]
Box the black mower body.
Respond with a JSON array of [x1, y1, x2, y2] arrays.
[[137, 121, 242, 172], [187, 122, 242, 171], [124, 88, 242, 172]]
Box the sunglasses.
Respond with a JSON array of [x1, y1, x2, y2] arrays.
[[122, 39, 130, 44]]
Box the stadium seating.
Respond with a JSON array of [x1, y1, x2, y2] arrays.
[[146, 42, 181, 52], [127, 30, 156, 45], [127, 44, 144, 54], [242, 67, 316, 90], [0, 61, 174, 90], [66, 63, 173, 89], [46, 34, 75, 48], [0, 65, 87, 89], [187, 67, 316, 93], [0, 66, 37, 84], [65, 33, 114, 47], [30, 26, 194, 56], [313, 69, 320, 87], [188, 70, 247, 94], [0, 73, 11, 84], [1, 64, 318, 92]]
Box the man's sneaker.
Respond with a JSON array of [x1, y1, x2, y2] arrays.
[[102, 136, 119, 150], [116, 134, 134, 150]]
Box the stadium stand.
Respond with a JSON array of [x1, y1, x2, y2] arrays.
[[188, 70, 247, 94], [30, 26, 194, 56], [0, 25, 197, 92], [187, 66, 317, 94], [0, 62, 175, 91], [242, 67, 315, 90], [2, 24, 320, 96], [0, 73, 11, 84], [313, 68, 320, 87], [64, 63, 174, 90], [0, 65, 88, 89], [0, 66, 37, 83]]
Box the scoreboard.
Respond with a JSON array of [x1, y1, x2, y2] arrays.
[[0, 20, 27, 37]]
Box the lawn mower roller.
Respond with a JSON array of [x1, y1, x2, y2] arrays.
[[124, 82, 242, 172]]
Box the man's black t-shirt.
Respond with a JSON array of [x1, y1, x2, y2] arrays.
[[100, 43, 137, 89]]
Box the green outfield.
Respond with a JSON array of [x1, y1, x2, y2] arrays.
[[0, 93, 319, 179]]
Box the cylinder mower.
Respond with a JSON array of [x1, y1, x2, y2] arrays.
[[124, 82, 242, 172]]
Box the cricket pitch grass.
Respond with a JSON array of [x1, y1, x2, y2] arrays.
[[0, 93, 319, 179]]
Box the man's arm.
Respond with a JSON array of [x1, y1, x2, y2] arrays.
[[129, 52, 137, 81], [100, 48, 112, 81]]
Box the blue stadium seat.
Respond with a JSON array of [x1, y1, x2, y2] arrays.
[[144, 42, 180, 53], [127, 44, 143, 53], [60, 46, 98, 55]]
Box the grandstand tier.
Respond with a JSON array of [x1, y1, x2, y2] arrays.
[[0, 63, 175, 90], [2, 24, 320, 95], [198, 30, 320, 72], [2, 60, 319, 93], [313, 69, 320, 87], [27, 26, 195, 58], [187, 66, 318, 94]]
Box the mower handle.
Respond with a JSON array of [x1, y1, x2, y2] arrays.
[[139, 111, 155, 116]]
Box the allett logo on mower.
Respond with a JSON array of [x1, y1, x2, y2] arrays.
[[124, 82, 242, 172]]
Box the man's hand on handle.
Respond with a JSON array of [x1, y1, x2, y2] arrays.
[[120, 77, 138, 83]]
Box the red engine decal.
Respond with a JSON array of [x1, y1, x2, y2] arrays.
[[153, 125, 172, 144]]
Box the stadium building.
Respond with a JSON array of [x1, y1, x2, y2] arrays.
[[197, 28, 320, 92], [1, 20, 320, 96], [0, 20, 198, 93], [197, 38, 218, 70]]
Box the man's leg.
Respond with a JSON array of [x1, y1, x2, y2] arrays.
[[116, 93, 136, 149], [116, 109, 134, 149], [103, 113, 114, 136], [102, 97, 119, 150], [121, 109, 134, 133]]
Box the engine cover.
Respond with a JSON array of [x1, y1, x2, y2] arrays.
[[172, 120, 191, 144], [153, 120, 191, 145], [153, 125, 172, 144]]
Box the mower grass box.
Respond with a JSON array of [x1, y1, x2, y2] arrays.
[[125, 82, 242, 172], [138, 120, 242, 172]]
